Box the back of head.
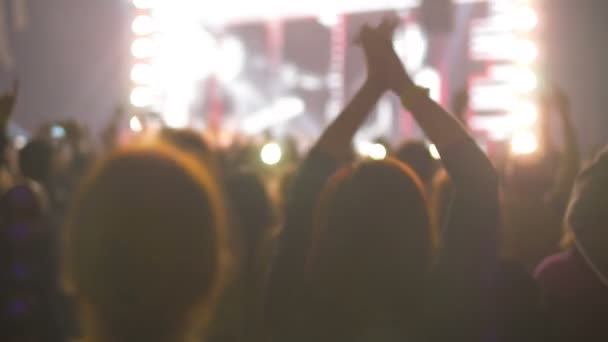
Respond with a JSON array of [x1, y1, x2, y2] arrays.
[[19, 140, 53, 185], [224, 170, 274, 265], [394, 141, 437, 186], [159, 128, 211, 163], [308, 158, 434, 337], [64, 143, 228, 342], [565, 146, 608, 283]]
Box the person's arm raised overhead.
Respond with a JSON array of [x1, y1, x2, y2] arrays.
[[545, 85, 580, 216], [362, 20, 499, 339], [266, 22, 392, 340], [314, 22, 396, 162], [0, 80, 18, 135]]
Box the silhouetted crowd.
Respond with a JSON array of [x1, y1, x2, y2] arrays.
[[1, 19, 607, 342]]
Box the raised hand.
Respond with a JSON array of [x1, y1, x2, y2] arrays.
[[0, 81, 18, 127], [359, 17, 414, 94]]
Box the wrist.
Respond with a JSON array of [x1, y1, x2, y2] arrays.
[[363, 77, 386, 96], [398, 85, 430, 110]]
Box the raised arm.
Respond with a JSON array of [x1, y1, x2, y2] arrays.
[[362, 21, 499, 337], [545, 85, 580, 215], [266, 23, 389, 340]]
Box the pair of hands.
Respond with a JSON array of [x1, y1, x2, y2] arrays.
[[358, 18, 415, 95]]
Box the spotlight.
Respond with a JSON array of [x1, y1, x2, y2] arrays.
[[129, 116, 143, 132], [216, 36, 246, 82], [517, 6, 538, 31], [131, 38, 156, 58], [261, 142, 283, 166], [130, 87, 153, 107], [428, 144, 441, 160], [132, 15, 156, 35], [356, 142, 387, 160], [515, 40, 538, 64], [511, 130, 538, 155], [511, 101, 538, 127], [513, 68, 538, 93], [132, 0, 157, 9], [131, 63, 154, 85]]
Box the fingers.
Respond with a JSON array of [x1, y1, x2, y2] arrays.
[[378, 14, 400, 37]]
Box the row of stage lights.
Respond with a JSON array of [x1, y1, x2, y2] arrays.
[[128, 0, 541, 159], [128, 0, 248, 128], [509, 1, 541, 155]]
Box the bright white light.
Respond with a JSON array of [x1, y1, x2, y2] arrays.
[[395, 24, 427, 73], [511, 130, 538, 155], [280, 64, 299, 87], [513, 68, 538, 92], [129, 116, 143, 132], [131, 63, 154, 85], [299, 74, 323, 90], [318, 13, 339, 27], [130, 87, 153, 107], [517, 6, 538, 31], [515, 40, 538, 64], [156, 26, 217, 82], [216, 37, 246, 82], [356, 142, 387, 160], [511, 101, 538, 127], [131, 38, 156, 58], [428, 144, 441, 160], [261, 142, 282, 165], [14, 135, 27, 150], [274, 97, 305, 114], [132, 15, 156, 35], [241, 97, 306, 134], [414, 67, 441, 102], [369, 143, 387, 160], [133, 0, 157, 9]]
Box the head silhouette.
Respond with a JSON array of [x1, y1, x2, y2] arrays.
[[394, 141, 438, 187], [308, 158, 436, 338], [63, 143, 228, 342]]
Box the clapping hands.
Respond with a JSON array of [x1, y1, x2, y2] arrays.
[[359, 17, 414, 94]]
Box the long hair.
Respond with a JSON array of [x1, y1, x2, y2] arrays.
[[63, 143, 229, 342], [307, 158, 437, 339]]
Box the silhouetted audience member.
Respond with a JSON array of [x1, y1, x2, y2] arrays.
[[535, 146, 608, 342], [62, 143, 229, 342], [267, 19, 500, 342], [394, 141, 438, 188]]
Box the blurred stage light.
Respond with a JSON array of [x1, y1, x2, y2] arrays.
[[357, 142, 387, 160], [131, 63, 154, 84], [369, 143, 387, 160], [511, 130, 538, 155], [414, 67, 441, 102], [274, 97, 305, 114], [513, 68, 538, 92], [217, 36, 245, 82], [130, 87, 153, 107], [156, 26, 217, 82], [241, 96, 306, 134], [428, 143, 441, 160], [129, 116, 143, 132], [395, 24, 427, 73], [299, 74, 323, 91], [14, 135, 27, 150], [518, 6, 538, 31], [318, 13, 339, 27], [131, 38, 156, 58], [511, 101, 538, 127], [133, 0, 157, 9], [132, 15, 156, 35], [515, 40, 538, 64], [261, 142, 283, 165]]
